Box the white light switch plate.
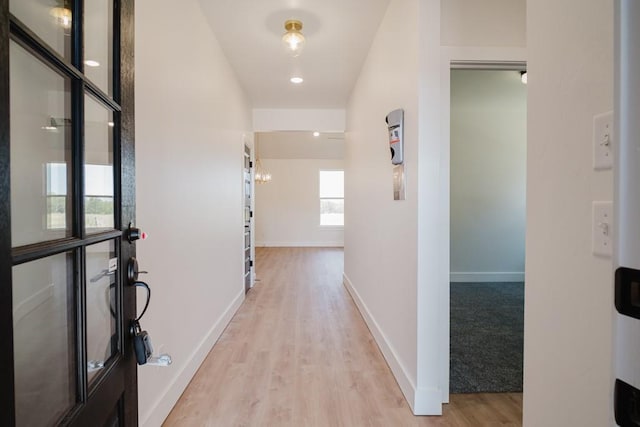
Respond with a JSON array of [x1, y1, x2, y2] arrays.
[[593, 111, 614, 170], [592, 201, 613, 257]]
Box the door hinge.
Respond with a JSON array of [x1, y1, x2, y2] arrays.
[[250, 211, 253, 218], [250, 260, 254, 267], [249, 161, 253, 168]]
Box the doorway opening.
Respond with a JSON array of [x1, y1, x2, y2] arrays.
[[252, 131, 345, 250], [449, 67, 527, 394]]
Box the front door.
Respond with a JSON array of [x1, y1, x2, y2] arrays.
[[0, 0, 137, 425]]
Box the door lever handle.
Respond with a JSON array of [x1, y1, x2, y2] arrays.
[[127, 258, 148, 284]]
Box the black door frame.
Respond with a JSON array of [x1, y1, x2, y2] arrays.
[[0, 0, 137, 424]]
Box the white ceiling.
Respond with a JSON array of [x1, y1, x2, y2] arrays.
[[257, 131, 344, 159], [199, 0, 391, 109]]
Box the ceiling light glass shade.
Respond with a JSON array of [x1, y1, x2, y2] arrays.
[[254, 158, 272, 184], [50, 7, 72, 30], [282, 20, 305, 57]]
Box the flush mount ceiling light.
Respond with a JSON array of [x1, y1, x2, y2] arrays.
[[290, 76, 304, 84], [282, 19, 306, 57], [313, 132, 320, 137], [520, 71, 528, 84], [84, 60, 100, 67], [50, 0, 72, 30]]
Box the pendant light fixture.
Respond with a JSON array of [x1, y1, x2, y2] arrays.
[[255, 159, 272, 184], [282, 20, 305, 57], [254, 137, 272, 184]]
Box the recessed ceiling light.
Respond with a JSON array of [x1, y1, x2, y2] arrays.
[[85, 60, 100, 67], [313, 132, 320, 137], [290, 77, 304, 84]]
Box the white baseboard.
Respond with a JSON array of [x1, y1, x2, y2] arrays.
[[414, 386, 444, 415], [256, 241, 344, 247], [449, 272, 525, 283], [140, 289, 245, 427], [343, 274, 442, 415]]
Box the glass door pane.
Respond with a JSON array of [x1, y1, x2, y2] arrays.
[[85, 95, 115, 233], [5, 0, 133, 423], [12, 252, 76, 426], [10, 0, 73, 61], [10, 41, 73, 247], [84, 0, 114, 95], [86, 240, 118, 384]]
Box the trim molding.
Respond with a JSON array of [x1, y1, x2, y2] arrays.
[[450, 272, 525, 283], [140, 289, 245, 427], [414, 386, 444, 415], [343, 273, 441, 415], [257, 241, 344, 248]]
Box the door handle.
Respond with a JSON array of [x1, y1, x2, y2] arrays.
[[127, 257, 148, 285]]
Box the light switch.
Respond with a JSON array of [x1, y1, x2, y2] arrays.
[[593, 111, 614, 170], [592, 201, 613, 257]]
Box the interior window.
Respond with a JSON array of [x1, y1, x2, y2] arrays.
[[319, 170, 344, 226]]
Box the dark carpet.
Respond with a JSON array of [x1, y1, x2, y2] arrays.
[[450, 282, 524, 393]]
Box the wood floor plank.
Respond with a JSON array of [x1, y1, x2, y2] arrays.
[[163, 247, 522, 426]]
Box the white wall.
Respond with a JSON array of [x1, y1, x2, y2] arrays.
[[440, 0, 526, 47], [344, 0, 422, 413], [258, 131, 345, 160], [253, 108, 346, 132], [255, 159, 344, 247], [135, 0, 252, 425], [450, 70, 526, 282], [524, 0, 614, 425]]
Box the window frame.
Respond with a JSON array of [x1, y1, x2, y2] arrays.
[[319, 169, 344, 228]]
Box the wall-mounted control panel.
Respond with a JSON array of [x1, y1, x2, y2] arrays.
[[386, 109, 404, 165]]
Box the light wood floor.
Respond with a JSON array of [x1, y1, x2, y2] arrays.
[[164, 247, 522, 426]]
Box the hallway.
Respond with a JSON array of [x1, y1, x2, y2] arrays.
[[164, 248, 522, 426]]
